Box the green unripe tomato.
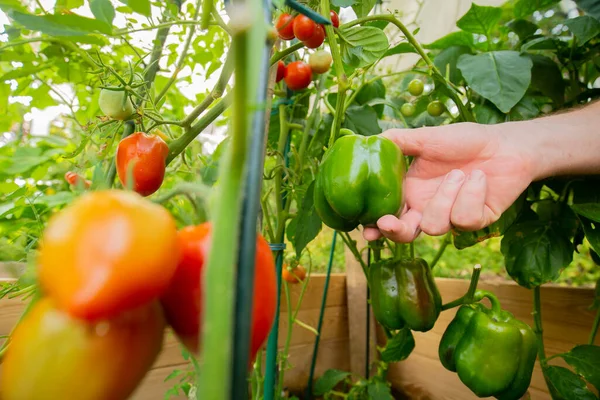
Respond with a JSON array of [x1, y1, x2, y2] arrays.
[[99, 89, 134, 120], [427, 100, 444, 117], [408, 79, 424, 96], [400, 103, 416, 117]]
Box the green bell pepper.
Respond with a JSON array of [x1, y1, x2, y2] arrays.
[[369, 258, 442, 332], [438, 291, 537, 399], [313, 133, 405, 232]]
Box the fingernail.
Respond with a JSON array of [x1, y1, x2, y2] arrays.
[[446, 169, 465, 183], [469, 169, 485, 181]]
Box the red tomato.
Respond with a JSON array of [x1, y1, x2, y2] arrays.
[[116, 132, 169, 197], [330, 10, 340, 28], [275, 13, 295, 40], [160, 223, 276, 363], [276, 60, 286, 83], [293, 14, 317, 41], [284, 61, 313, 91], [38, 190, 179, 321], [65, 171, 91, 189], [282, 264, 307, 284], [1, 298, 165, 400], [303, 24, 325, 49]]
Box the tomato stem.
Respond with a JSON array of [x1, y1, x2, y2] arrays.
[[588, 308, 600, 345], [429, 231, 451, 269], [533, 286, 547, 362]]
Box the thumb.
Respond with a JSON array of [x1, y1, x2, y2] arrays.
[[382, 127, 434, 156]]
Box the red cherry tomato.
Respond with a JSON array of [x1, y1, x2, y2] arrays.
[[116, 132, 169, 197], [276, 60, 286, 83], [284, 61, 313, 90], [303, 24, 325, 49], [65, 171, 91, 189], [38, 190, 179, 321], [1, 298, 165, 400], [293, 14, 317, 41], [160, 223, 276, 364], [275, 13, 295, 40], [330, 10, 339, 28]]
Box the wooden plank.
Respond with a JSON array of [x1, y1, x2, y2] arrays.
[[0, 274, 350, 399], [344, 230, 378, 377], [387, 278, 597, 400]]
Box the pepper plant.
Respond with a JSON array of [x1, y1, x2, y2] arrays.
[[0, 0, 600, 400]]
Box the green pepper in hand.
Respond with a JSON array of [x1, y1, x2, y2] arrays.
[[369, 258, 442, 332], [314, 133, 405, 232], [438, 291, 537, 399]]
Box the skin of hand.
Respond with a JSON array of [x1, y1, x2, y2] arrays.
[[363, 123, 537, 243], [364, 101, 600, 243]]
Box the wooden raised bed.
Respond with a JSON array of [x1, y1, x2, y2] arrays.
[[1, 265, 596, 399]]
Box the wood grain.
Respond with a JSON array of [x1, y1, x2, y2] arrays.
[[387, 278, 597, 400], [0, 274, 349, 399]]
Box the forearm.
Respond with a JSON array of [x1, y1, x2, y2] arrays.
[[499, 102, 600, 180]]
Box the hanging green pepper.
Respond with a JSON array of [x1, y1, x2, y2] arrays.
[[369, 258, 442, 332], [438, 291, 537, 399], [313, 133, 405, 232]]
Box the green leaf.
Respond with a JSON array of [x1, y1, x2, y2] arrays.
[[514, 0, 560, 18], [340, 26, 389, 68], [579, 216, 600, 255], [501, 220, 573, 288], [527, 54, 565, 106], [453, 194, 524, 249], [424, 31, 474, 49], [572, 204, 600, 222], [473, 103, 504, 124], [384, 42, 417, 57], [355, 78, 386, 117], [544, 365, 598, 400], [507, 96, 539, 121], [55, 0, 83, 12], [380, 327, 415, 362], [507, 19, 539, 39], [343, 104, 381, 136], [0, 0, 26, 12], [565, 16, 600, 45], [457, 51, 532, 113], [560, 345, 600, 392], [352, 0, 376, 18], [521, 37, 563, 52], [118, 0, 151, 16], [9, 11, 112, 36], [313, 369, 350, 395], [286, 182, 322, 258], [575, 0, 600, 20], [456, 4, 502, 35], [367, 381, 394, 400], [434, 46, 471, 85], [90, 0, 115, 25]]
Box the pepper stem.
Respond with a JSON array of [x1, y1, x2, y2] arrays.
[[474, 290, 502, 314]]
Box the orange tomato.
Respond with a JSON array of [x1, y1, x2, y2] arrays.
[[0, 298, 165, 400], [116, 132, 169, 197], [38, 190, 179, 321], [275, 13, 295, 40], [160, 223, 276, 363], [282, 264, 307, 284], [303, 24, 325, 49]]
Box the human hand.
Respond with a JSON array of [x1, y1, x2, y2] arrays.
[[363, 123, 536, 242]]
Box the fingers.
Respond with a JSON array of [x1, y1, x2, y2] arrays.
[[376, 210, 423, 243], [382, 128, 434, 157], [420, 169, 465, 236], [450, 169, 488, 231]]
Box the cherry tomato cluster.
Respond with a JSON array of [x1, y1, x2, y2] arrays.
[[275, 10, 339, 48], [276, 49, 332, 91], [400, 78, 446, 118], [1, 191, 277, 399]]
